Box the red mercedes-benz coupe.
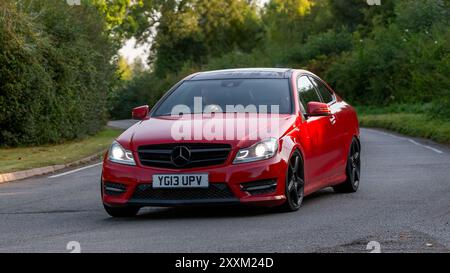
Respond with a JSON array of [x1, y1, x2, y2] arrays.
[[101, 68, 360, 217]]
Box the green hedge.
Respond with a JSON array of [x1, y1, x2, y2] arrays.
[[359, 113, 450, 144], [325, 0, 450, 116], [0, 0, 117, 146]]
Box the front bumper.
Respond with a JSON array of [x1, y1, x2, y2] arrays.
[[102, 154, 288, 208]]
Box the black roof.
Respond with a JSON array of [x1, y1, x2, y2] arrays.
[[189, 68, 293, 80]]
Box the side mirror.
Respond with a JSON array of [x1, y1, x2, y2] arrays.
[[132, 105, 150, 120], [306, 102, 331, 117]]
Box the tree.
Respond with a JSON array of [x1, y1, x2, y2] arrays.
[[263, 0, 315, 43], [123, 0, 263, 76], [327, 0, 368, 30], [118, 56, 133, 81], [92, 0, 144, 43]]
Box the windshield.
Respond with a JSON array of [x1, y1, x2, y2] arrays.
[[153, 79, 292, 116]]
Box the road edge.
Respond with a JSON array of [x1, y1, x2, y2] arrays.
[[0, 151, 105, 184], [0, 123, 130, 184]]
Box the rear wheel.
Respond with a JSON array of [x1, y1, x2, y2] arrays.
[[333, 138, 361, 193], [103, 204, 140, 218], [280, 150, 305, 212]]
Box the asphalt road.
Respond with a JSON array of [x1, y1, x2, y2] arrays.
[[0, 125, 449, 253]]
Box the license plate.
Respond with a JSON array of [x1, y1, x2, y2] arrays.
[[152, 174, 209, 188]]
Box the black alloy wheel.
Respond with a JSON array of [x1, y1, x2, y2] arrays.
[[280, 150, 305, 212], [333, 138, 361, 193]]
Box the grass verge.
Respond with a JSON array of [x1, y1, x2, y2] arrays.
[[359, 113, 450, 144], [0, 128, 122, 174]]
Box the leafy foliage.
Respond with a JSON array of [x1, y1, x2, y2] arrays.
[[150, 0, 264, 76], [111, 0, 449, 125], [2, 0, 448, 142], [326, 0, 449, 117], [0, 0, 117, 146]]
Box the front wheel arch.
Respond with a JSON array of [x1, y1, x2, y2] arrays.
[[333, 137, 361, 193], [278, 149, 305, 212]]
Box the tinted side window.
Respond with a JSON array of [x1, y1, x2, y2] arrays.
[[297, 76, 321, 111], [309, 77, 334, 104]]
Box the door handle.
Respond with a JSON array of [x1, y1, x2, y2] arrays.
[[329, 115, 336, 125]]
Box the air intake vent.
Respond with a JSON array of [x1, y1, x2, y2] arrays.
[[241, 179, 277, 195], [104, 182, 127, 196]]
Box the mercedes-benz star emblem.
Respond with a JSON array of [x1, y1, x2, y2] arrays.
[[171, 146, 191, 167]]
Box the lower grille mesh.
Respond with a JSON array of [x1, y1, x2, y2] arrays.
[[131, 183, 235, 201]]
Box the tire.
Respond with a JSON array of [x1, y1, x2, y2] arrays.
[[333, 137, 361, 193], [103, 204, 140, 218], [279, 150, 305, 212]]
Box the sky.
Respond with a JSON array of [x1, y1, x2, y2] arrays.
[[119, 37, 150, 65]]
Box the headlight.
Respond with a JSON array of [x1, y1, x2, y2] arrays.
[[233, 138, 278, 164], [108, 141, 136, 166]]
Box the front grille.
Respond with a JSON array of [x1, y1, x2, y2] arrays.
[[104, 182, 127, 196], [138, 143, 231, 169], [131, 183, 235, 202]]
